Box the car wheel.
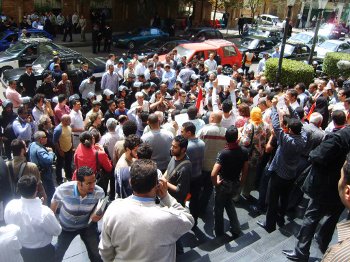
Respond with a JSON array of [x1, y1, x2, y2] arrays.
[[222, 65, 233, 75], [0, 66, 13, 77], [128, 41, 135, 50]]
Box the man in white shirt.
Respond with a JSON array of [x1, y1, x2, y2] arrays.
[[135, 58, 147, 77], [69, 99, 85, 148], [4, 175, 61, 262], [105, 54, 116, 71], [99, 159, 194, 262], [101, 64, 119, 94], [130, 92, 150, 112], [162, 64, 176, 90], [204, 53, 218, 72], [257, 53, 269, 75]]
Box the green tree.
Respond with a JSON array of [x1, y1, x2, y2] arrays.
[[245, 0, 263, 19]]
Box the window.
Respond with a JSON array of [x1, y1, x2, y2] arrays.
[[150, 28, 159, 35], [206, 30, 217, 39], [223, 46, 237, 57]]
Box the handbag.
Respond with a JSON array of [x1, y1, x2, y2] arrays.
[[95, 151, 110, 194]]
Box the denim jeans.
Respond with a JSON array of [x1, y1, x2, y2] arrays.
[[55, 223, 102, 262], [41, 173, 55, 206], [214, 188, 241, 236]]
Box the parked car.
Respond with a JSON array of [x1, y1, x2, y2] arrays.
[[1, 52, 106, 90], [160, 39, 242, 74], [259, 14, 283, 28], [242, 28, 282, 41], [259, 43, 313, 61], [238, 36, 279, 59], [127, 37, 190, 59], [112, 27, 169, 49], [315, 40, 350, 59], [318, 23, 348, 39], [0, 38, 66, 76], [287, 32, 328, 48], [0, 28, 53, 51], [179, 27, 223, 41]]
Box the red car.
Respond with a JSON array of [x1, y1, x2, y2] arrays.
[[160, 39, 242, 73]]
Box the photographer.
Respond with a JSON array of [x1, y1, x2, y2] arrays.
[[99, 159, 194, 262]]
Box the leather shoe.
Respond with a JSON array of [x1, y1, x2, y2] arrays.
[[256, 220, 274, 233], [282, 250, 308, 261]]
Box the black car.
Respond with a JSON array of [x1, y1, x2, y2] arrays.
[[0, 38, 66, 75], [128, 37, 190, 59], [238, 37, 278, 59], [179, 27, 223, 41], [1, 51, 106, 89], [259, 43, 313, 61]]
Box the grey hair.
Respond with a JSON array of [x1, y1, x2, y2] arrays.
[[106, 118, 118, 131], [309, 112, 323, 126], [34, 131, 46, 141]]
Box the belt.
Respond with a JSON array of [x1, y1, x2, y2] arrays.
[[73, 134, 80, 137]]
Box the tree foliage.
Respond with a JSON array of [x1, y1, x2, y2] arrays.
[[245, 0, 263, 19]]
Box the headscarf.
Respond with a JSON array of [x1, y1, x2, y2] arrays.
[[314, 96, 329, 130], [250, 107, 263, 126]]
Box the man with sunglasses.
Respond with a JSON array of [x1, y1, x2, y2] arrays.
[[51, 166, 105, 262]]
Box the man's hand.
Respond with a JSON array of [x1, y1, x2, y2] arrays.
[[272, 96, 278, 107], [229, 79, 236, 92], [90, 213, 103, 222], [157, 177, 168, 199], [284, 95, 290, 107]]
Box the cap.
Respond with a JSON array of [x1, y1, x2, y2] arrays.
[[87, 92, 96, 99], [191, 74, 199, 80], [2, 99, 13, 108], [133, 82, 142, 88], [69, 94, 80, 103], [118, 85, 129, 92], [92, 100, 101, 106], [237, 68, 244, 74], [149, 82, 157, 87], [52, 96, 58, 104], [103, 89, 114, 96], [164, 64, 171, 68]]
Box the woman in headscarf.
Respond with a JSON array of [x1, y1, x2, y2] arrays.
[[239, 107, 270, 200], [314, 96, 329, 130]]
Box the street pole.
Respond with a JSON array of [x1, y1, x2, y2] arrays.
[[276, 6, 292, 85], [308, 10, 322, 64]]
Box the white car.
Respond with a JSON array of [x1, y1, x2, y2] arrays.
[[315, 40, 350, 59], [259, 14, 283, 28], [287, 32, 328, 48]]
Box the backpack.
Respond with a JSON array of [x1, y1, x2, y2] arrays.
[[3, 122, 16, 141]]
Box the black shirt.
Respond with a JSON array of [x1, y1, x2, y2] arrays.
[[216, 146, 248, 182]]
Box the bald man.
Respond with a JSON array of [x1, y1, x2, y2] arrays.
[[197, 111, 227, 215], [53, 114, 73, 184]]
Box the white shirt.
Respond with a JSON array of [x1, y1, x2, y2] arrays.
[[135, 63, 146, 77], [204, 59, 217, 71], [70, 109, 84, 135], [290, 100, 300, 110], [4, 197, 61, 249], [0, 224, 23, 262], [130, 100, 150, 112], [100, 131, 122, 158]]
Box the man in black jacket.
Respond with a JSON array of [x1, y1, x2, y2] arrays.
[[282, 127, 350, 261], [17, 64, 37, 97]]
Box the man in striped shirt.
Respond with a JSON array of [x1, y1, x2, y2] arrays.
[[51, 166, 105, 262]]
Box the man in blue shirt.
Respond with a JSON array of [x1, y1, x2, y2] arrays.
[[12, 105, 35, 143], [51, 166, 105, 262], [257, 95, 307, 233]]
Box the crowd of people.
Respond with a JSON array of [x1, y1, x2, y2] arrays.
[[0, 47, 350, 262]]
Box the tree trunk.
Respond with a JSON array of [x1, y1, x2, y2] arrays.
[[213, 0, 218, 23]]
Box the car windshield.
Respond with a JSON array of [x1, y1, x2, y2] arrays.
[[242, 39, 259, 49], [319, 41, 338, 51], [175, 46, 194, 58], [289, 33, 312, 44], [5, 42, 27, 55], [32, 54, 50, 72], [272, 18, 281, 24], [283, 44, 295, 55]]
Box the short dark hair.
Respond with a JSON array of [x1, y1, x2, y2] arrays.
[[295, 107, 305, 120], [174, 135, 188, 150], [76, 166, 95, 182], [297, 83, 306, 92], [148, 114, 159, 125], [182, 122, 196, 135], [11, 139, 26, 156], [33, 93, 45, 104], [332, 110, 346, 126], [124, 134, 142, 151], [222, 99, 233, 113], [17, 175, 37, 198], [17, 105, 27, 115], [136, 143, 153, 159], [288, 89, 298, 99], [58, 94, 66, 103], [225, 125, 238, 143], [266, 92, 275, 102], [287, 118, 302, 135], [130, 159, 158, 194], [108, 100, 116, 107], [187, 106, 198, 120], [116, 98, 125, 105], [122, 120, 137, 137]]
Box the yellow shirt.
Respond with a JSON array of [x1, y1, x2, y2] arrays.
[[59, 126, 72, 152]]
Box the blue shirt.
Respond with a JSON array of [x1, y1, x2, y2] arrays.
[[13, 117, 34, 141], [101, 71, 119, 94], [268, 106, 307, 180], [52, 181, 104, 231], [29, 142, 55, 181]]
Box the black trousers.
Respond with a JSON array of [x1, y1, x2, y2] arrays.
[[265, 172, 294, 231], [189, 175, 203, 222], [21, 243, 54, 262], [56, 149, 73, 183], [295, 199, 344, 257], [198, 170, 213, 215]]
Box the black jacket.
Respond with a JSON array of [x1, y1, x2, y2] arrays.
[[302, 127, 350, 205], [17, 72, 37, 97]]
